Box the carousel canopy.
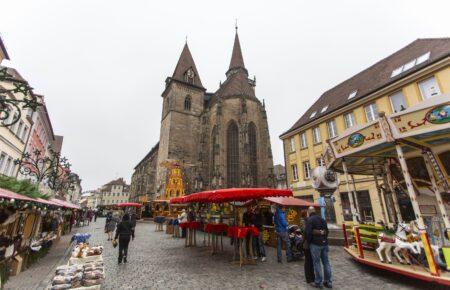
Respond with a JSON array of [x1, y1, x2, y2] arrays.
[[117, 202, 142, 208], [326, 94, 450, 176], [170, 188, 293, 204]]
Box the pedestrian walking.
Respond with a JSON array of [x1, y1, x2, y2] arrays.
[[130, 212, 137, 237], [251, 207, 266, 262], [305, 206, 332, 288], [105, 211, 117, 241], [178, 209, 187, 238], [114, 213, 135, 264], [94, 209, 98, 222], [302, 210, 315, 284], [243, 206, 256, 259], [274, 206, 293, 263]]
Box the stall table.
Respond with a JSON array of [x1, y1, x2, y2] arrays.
[[204, 223, 228, 254], [179, 221, 201, 247], [227, 226, 259, 266]]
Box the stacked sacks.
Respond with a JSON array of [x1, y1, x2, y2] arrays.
[[82, 261, 105, 286], [51, 265, 83, 289]]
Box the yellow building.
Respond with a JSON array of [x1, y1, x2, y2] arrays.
[[280, 38, 450, 226], [0, 36, 34, 178]]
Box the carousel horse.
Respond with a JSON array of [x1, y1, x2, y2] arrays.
[[376, 222, 419, 264]]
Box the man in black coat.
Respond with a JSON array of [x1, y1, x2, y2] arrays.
[[114, 213, 135, 264], [305, 206, 332, 288]]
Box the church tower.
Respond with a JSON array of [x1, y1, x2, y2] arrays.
[[155, 43, 205, 197]]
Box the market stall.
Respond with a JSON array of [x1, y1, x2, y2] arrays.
[[323, 93, 450, 286], [0, 187, 80, 285], [170, 188, 293, 266]]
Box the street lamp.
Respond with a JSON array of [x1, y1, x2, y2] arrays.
[[0, 67, 41, 127]]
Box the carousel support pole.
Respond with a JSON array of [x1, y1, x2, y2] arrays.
[[342, 160, 362, 257], [384, 163, 403, 223], [342, 223, 349, 248], [354, 226, 364, 259], [350, 174, 361, 221], [422, 150, 450, 240], [373, 173, 388, 225], [395, 144, 439, 276]]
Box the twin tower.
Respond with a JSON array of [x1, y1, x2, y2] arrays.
[[155, 30, 275, 197]]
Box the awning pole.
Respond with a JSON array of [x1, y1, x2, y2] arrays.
[[342, 160, 358, 225], [384, 162, 403, 223], [395, 143, 439, 276], [422, 150, 450, 240]]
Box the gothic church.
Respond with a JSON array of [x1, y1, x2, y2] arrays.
[[153, 30, 275, 198]]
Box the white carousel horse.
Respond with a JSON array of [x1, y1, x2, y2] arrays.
[[376, 222, 419, 264]]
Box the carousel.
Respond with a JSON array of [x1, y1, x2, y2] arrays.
[[323, 93, 450, 285]]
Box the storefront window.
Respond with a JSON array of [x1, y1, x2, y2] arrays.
[[357, 191, 374, 222], [340, 192, 353, 221]]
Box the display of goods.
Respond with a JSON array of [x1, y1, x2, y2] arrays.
[[71, 233, 91, 244], [71, 244, 103, 259]]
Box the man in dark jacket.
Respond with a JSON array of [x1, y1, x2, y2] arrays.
[[251, 207, 266, 261], [114, 213, 135, 264], [305, 206, 332, 288], [274, 206, 292, 263]]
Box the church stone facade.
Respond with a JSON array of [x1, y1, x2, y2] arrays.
[[132, 31, 275, 200]]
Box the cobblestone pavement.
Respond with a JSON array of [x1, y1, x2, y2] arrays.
[[85, 218, 440, 290], [7, 219, 444, 290]]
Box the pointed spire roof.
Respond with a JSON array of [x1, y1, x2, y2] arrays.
[[228, 31, 247, 75], [171, 42, 204, 89]]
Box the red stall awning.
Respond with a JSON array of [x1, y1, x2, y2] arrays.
[[264, 197, 320, 208], [171, 188, 293, 204], [117, 202, 142, 208], [0, 187, 36, 202]]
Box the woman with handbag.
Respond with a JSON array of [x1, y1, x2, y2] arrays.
[[105, 212, 117, 241], [114, 213, 135, 264]]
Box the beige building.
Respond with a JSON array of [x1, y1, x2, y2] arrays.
[[280, 38, 450, 226], [0, 36, 34, 178], [99, 178, 130, 206]]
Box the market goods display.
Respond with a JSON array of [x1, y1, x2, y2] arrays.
[[50, 259, 105, 289], [71, 244, 103, 259]]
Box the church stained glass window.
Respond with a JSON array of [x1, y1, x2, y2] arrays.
[[227, 121, 240, 187]]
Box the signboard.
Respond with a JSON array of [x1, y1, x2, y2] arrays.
[[331, 121, 385, 157], [387, 95, 450, 139]]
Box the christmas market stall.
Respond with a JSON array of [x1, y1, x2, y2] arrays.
[[324, 93, 450, 286], [170, 188, 293, 266], [0, 187, 80, 286], [258, 197, 320, 248]]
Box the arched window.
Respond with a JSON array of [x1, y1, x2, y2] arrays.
[[184, 96, 192, 111], [184, 68, 195, 84], [227, 121, 240, 187], [211, 126, 218, 179], [248, 122, 258, 187]]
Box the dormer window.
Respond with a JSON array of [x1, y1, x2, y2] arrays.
[[321, 106, 328, 113], [184, 68, 195, 84], [348, 90, 357, 99], [310, 111, 317, 118]]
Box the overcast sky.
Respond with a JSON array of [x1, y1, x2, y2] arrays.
[[1, 0, 449, 190]]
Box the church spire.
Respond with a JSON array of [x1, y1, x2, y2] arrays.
[[171, 42, 204, 89], [227, 28, 247, 76]]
